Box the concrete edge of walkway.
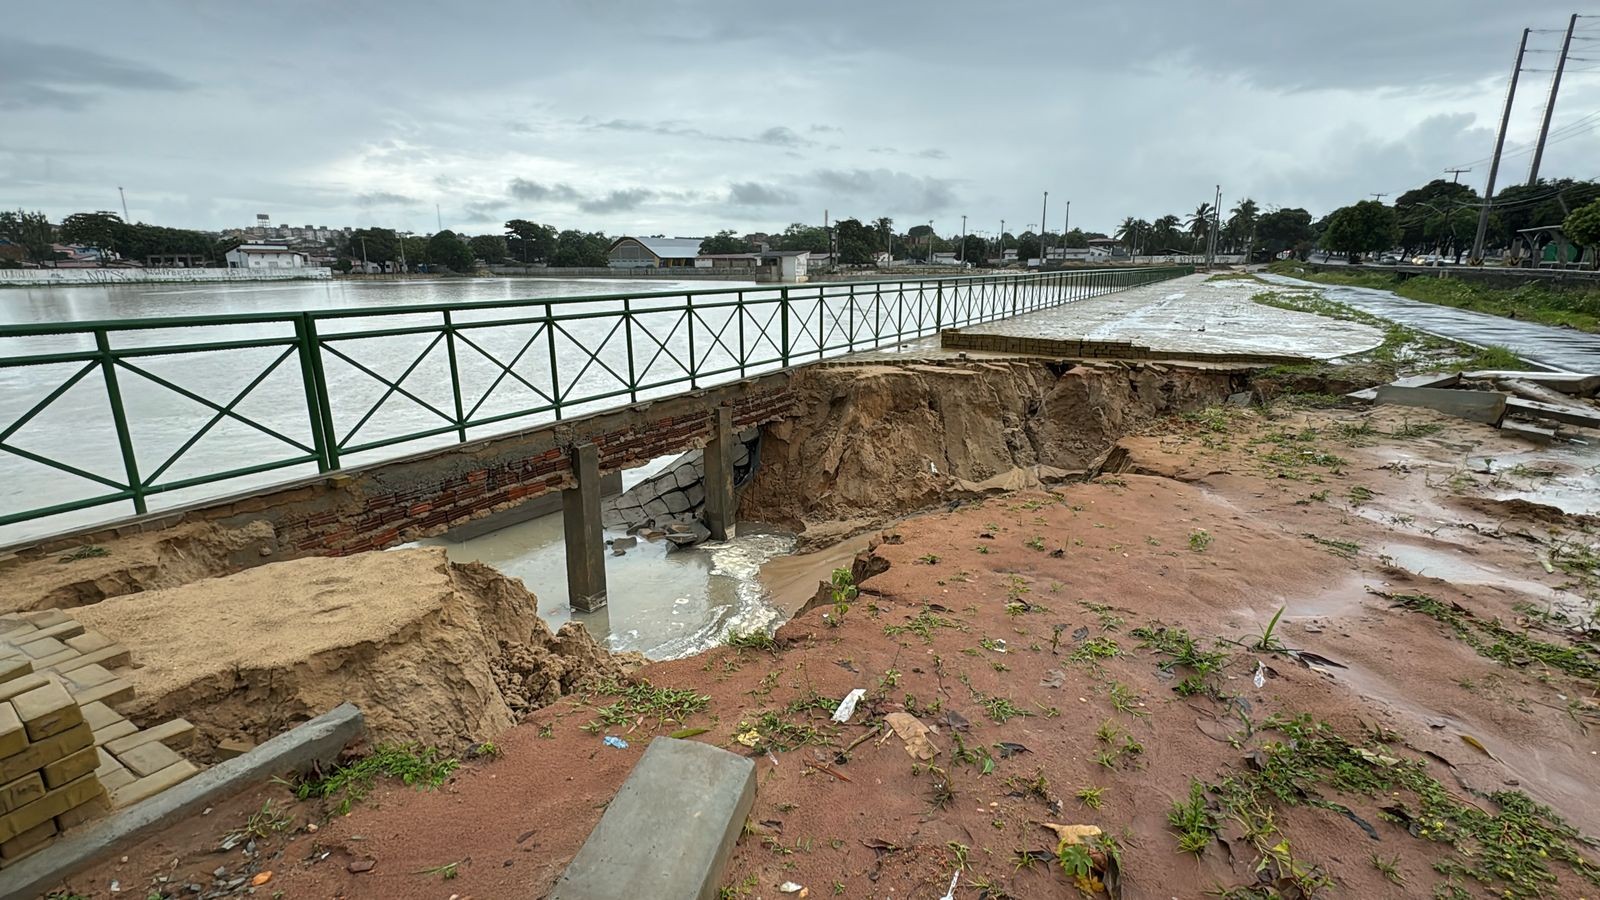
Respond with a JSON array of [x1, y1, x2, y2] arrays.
[[0, 703, 365, 900]]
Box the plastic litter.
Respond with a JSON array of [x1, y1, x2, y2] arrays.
[[831, 688, 867, 723], [938, 869, 961, 900], [1252, 660, 1266, 689], [603, 736, 629, 749], [779, 883, 806, 894]]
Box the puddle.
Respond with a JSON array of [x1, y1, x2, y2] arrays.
[[1377, 541, 1591, 620], [420, 514, 796, 660]]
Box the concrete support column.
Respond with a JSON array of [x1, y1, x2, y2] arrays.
[[703, 406, 736, 541], [562, 442, 607, 612]]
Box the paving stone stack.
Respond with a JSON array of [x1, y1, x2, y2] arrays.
[[0, 610, 200, 868]]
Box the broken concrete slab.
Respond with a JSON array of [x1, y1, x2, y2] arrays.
[[1374, 385, 1507, 425], [549, 737, 754, 900], [1506, 397, 1600, 430], [1501, 379, 1595, 411], [1463, 370, 1600, 396], [1348, 371, 1460, 403]]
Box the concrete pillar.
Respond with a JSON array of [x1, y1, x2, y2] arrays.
[[562, 442, 607, 612], [702, 406, 736, 541]]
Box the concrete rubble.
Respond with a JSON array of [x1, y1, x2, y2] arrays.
[[1360, 368, 1600, 439]]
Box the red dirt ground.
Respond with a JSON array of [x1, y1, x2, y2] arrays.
[[57, 402, 1600, 899]]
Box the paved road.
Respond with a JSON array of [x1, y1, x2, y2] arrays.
[[1259, 273, 1600, 373]]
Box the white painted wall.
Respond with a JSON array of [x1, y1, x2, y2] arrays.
[[0, 267, 332, 286]]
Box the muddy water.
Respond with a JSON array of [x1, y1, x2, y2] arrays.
[[420, 514, 801, 660]]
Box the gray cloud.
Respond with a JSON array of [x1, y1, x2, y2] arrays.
[[461, 199, 511, 223], [508, 178, 582, 202], [590, 118, 817, 149], [809, 168, 957, 215], [728, 182, 798, 206], [579, 188, 655, 214], [355, 191, 418, 206], [0, 37, 191, 111]]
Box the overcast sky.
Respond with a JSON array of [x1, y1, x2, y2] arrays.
[[4, 2, 1599, 240]]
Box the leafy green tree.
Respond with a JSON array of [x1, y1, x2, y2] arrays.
[[59, 211, 124, 263], [551, 230, 610, 267], [1059, 228, 1088, 249], [0, 210, 57, 263], [1015, 230, 1040, 262], [771, 222, 829, 253], [959, 233, 986, 264], [1320, 200, 1399, 260], [427, 230, 476, 272], [873, 217, 895, 257], [1393, 179, 1478, 253], [469, 234, 508, 264], [832, 218, 877, 265], [334, 257, 354, 274], [348, 228, 399, 267], [1563, 199, 1600, 268], [699, 230, 749, 255], [401, 235, 429, 269], [1149, 215, 1183, 252], [504, 219, 557, 263], [1491, 179, 1600, 250], [213, 235, 244, 263], [1255, 208, 1313, 259]]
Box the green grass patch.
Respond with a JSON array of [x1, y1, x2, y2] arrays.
[[1211, 713, 1600, 898], [883, 608, 962, 643], [295, 744, 459, 815], [1387, 591, 1600, 684], [1250, 288, 1525, 371], [590, 677, 711, 728]]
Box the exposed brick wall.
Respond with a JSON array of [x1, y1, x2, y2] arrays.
[[939, 330, 1308, 366]]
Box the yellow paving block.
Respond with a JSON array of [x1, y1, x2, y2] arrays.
[[13, 638, 66, 661], [0, 773, 44, 814], [42, 746, 98, 789], [64, 631, 113, 655], [11, 682, 81, 741], [0, 817, 55, 863], [0, 674, 48, 704], [0, 704, 23, 760], [0, 773, 102, 843], [45, 645, 131, 675], [70, 679, 133, 709], [109, 760, 197, 809], [0, 722, 92, 784], [114, 741, 182, 778], [79, 701, 124, 733], [54, 789, 109, 830], [103, 719, 196, 755], [92, 719, 138, 747], [0, 657, 31, 686]]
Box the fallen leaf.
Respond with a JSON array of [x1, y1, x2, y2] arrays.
[[995, 742, 1030, 759], [669, 727, 710, 739], [250, 872, 273, 887], [1459, 734, 1496, 760], [1352, 748, 1402, 767], [1041, 823, 1102, 846], [884, 712, 939, 761], [348, 859, 376, 874], [941, 709, 971, 732], [1038, 670, 1066, 689], [735, 729, 761, 747]]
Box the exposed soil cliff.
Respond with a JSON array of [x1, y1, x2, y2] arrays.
[[740, 359, 1242, 540], [72, 547, 640, 756]]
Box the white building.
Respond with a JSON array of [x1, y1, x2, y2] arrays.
[[606, 237, 703, 268], [225, 243, 309, 269]]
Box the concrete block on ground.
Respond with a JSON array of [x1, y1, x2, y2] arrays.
[[27, 622, 85, 643], [0, 774, 102, 843], [662, 490, 692, 514], [19, 612, 70, 629], [113, 741, 182, 779], [78, 702, 122, 734], [53, 789, 109, 831], [214, 738, 255, 761], [0, 659, 32, 686], [0, 818, 55, 864], [0, 703, 364, 900], [42, 747, 98, 790], [103, 719, 194, 755], [91, 720, 137, 747], [549, 737, 755, 900], [64, 632, 113, 656], [13, 639, 66, 662], [0, 675, 48, 704], [1507, 397, 1600, 430], [109, 759, 198, 808], [70, 679, 134, 709], [1374, 385, 1507, 425], [0, 774, 44, 815], [0, 705, 23, 760], [0, 723, 92, 784], [11, 682, 82, 742]]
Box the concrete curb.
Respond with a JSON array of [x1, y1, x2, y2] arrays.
[[0, 703, 364, 900]]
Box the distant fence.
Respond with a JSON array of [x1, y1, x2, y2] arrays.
[[0, 268, 332, 287], [0, 266, 1189, 537]]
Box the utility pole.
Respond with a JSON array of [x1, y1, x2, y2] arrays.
[[117, 187, 129, 222], [1063, 201, 1070, 240], [927, 220, 934, 263], [1473, 27, 1530, 264], [397, 230, 408, 276], [1205, 184, 1222, 269], [1444, 167, 1472, 184], [436, 204, 443, 232], [1039, 191, 1049, 265], [959, 214, 967, 265], [1529, 13, 1579, 185], [360, 236, 369, 276], [999, 219, 1005, 263]]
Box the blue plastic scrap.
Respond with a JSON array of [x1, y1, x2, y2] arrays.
[[603, 735, 629, 749]]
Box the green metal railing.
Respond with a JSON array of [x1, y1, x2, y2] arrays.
[[0, 266, 1189, 534]]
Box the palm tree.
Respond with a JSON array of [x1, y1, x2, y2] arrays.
[[1227, 199, 1259, 253], [1152, 215, 1182, 252], [1115, 216, 1139, 252], [1187, 203, 1215, 251]]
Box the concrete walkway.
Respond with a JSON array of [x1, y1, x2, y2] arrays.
[[871, 273, 1385, 362], [1260, 273, 1600, 373]]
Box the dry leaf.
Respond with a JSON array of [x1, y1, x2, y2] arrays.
[[1459, 734, 1496, 760], [250, 872, 273, 887], [1041, 823, 1102, 846], [883, 712, 939, 761]]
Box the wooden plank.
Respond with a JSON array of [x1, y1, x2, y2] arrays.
[[1374, 385, 1508, 425], [1506, 397, 1600, 429]]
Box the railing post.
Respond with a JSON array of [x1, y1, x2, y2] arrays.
[[563, 441, 607, 612], [815, 286, 825, 359], [848, 284, 857, 350], [293, 314, 332, 472], [934, 281, 943, 334], [546, 302, 562, 420], [687, 293, 697, 388], [779, 287, 791, 367], [443, 310, 467, 443], [303, 316, 340, 470], [95, 331, 146, 516], [736, 292, 747, 377], [624, 297, 638, 401]]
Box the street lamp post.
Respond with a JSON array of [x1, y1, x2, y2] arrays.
[[959, 215, 967, 265], [1040, 191, 1049, 265]]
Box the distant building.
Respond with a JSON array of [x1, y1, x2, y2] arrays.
[[607, 237, 703, 268], [1086, 238, 1122, 258], [225, 243, 308, 269]]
